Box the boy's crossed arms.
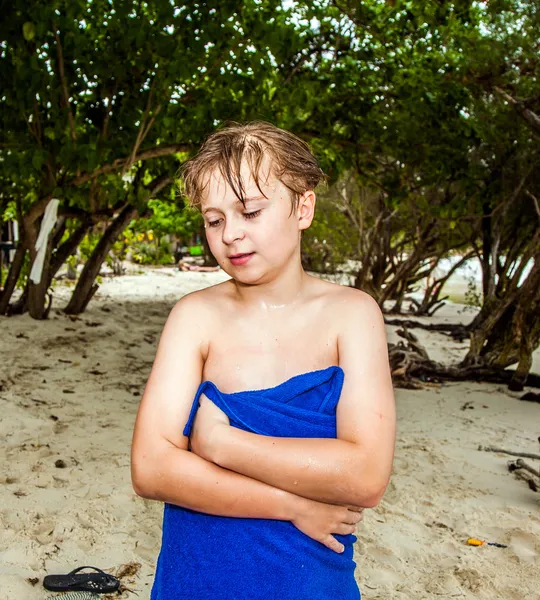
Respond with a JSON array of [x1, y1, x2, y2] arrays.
[[131, 288, 395, 554]]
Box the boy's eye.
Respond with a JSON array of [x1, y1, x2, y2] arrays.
[[207, 210, 261, 228]]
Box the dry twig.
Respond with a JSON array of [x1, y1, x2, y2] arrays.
[[479, 446, 540, 460]]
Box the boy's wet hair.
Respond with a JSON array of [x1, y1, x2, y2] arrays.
[[179, 121, 327, 213]]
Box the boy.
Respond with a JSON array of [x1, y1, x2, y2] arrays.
[[131, 121, 396, 599]]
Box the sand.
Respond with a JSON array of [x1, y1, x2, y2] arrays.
[[1, 266, 539, 600]]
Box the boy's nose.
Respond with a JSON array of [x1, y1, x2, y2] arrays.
[[222, 218, 245, 244]]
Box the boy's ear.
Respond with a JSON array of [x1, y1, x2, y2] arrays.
[[296, 191, 316, 231]]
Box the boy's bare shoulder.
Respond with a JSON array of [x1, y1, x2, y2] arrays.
[[312, 277, 382, 329], [170, 279, 234, 322]]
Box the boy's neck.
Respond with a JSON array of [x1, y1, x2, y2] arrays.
[[231, 262, 310, 311]]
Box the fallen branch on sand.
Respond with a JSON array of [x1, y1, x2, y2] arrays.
[[478, 446, 540, 461], [388, 326, 540, 389], [521, 392, 540, 403], [385, 317, 470, 342], [507, 459, 540, 492], [478, 448, 540, 493], [514, 458, 540, 478]]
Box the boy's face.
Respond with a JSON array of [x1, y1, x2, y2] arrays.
[[200, 156, 313, 283]]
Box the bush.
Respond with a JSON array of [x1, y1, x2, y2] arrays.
[[131, 234, 173, 265]]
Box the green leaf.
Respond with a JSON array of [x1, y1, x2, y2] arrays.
[[32, 150, 45, 171], [23, 22, 36, 41]]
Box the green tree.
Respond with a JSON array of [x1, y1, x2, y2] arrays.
[[287, 0, 539, 384], [0, 0, 317, 316]]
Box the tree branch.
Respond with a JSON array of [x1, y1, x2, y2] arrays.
[[494, 86, 540, 137], [71, 143, 192, 185], [26, 195, 53, 226], [145, 174, 174, 199], [123, 75, 162, 175], [526, 190, 540, 220], [54, 29, 77, 144]]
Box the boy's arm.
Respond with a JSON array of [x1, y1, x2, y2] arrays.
[[200, 291, 396, 508], [131, 293, 303, 521], [138, 442, 305, 520]]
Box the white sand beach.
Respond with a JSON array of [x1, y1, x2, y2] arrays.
[[1, 266, 539, 599]]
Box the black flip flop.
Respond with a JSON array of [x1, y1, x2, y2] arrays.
[[43, 566, 120, 593]]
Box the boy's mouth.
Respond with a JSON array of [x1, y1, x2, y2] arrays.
[[229, 252, 255, 265]]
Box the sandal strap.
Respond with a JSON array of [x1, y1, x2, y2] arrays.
[[67, 566, 109, 577]]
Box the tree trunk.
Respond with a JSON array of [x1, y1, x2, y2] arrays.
[[48, 218, 92, 283], [50, 216, 67, 252], [412, 252, 474, 316], [389, 275, 413, 313], [0, 196, 54, 316], [0, 237, 27, 315], [64, 204, 137, 314], [353, 210, 395, 299], [463, 256, 540, 387], [389, 325, 540, 390], [480, 199, 492, 299], [480, 260, 540, 389], [508, 304, 539, 391], [27, 218, 60, 320], [379, 249, 423, 307], [6, 285, 29, 316]]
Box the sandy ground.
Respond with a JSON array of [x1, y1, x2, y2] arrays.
[[1, 266, 539, 600]]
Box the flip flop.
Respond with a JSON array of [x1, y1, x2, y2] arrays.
[[43, 566, 120, 593], [46, 594, 100, 600]]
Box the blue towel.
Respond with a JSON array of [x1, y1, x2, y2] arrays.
[[150, 366, 361, 600]]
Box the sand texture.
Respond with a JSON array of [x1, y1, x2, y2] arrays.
[[1, 267, 539, 599]]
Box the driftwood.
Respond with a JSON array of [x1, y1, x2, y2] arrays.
[[521, 392, 540, 403], [514, 458, 540, 479], [507, 459, 540, 492], [389, 329, 431, 388], [385, 317, 470, 342], [478, 449, 540, 493], [388, 326, 540, 389], [513, 470, 539, 492], [396, 328, 429, 359], [478, 446, 540, 461], [510, 468, 539, 492]]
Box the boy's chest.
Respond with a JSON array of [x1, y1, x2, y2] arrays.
[[202, 312, 339, 394]]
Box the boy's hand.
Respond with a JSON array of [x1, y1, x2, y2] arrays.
[[290, 497, 365, 554], [189, 394, 230, 462]]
